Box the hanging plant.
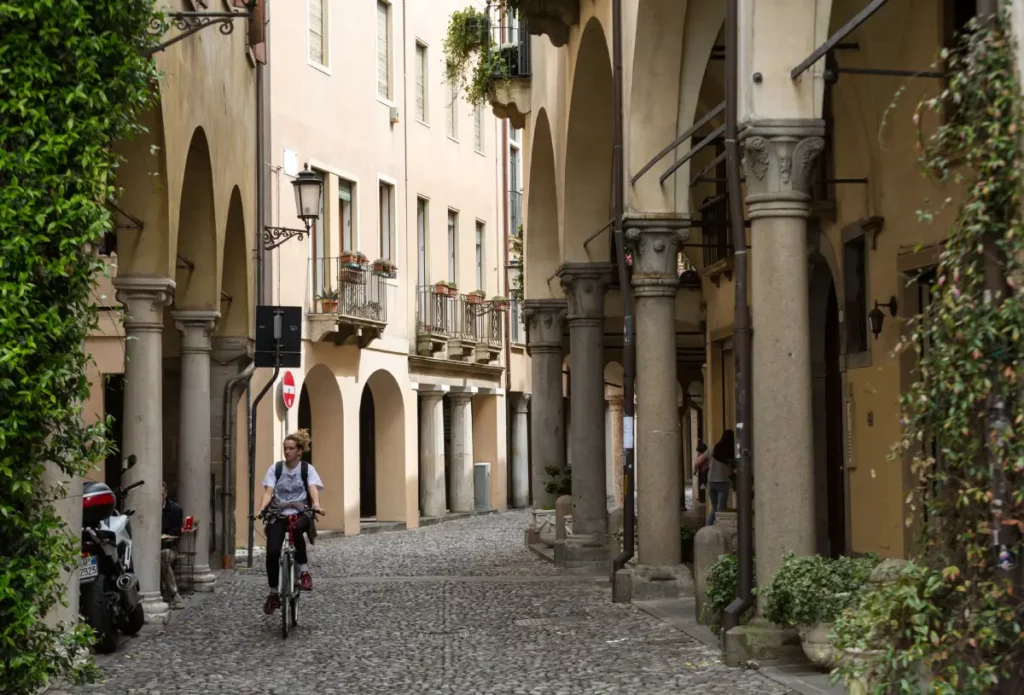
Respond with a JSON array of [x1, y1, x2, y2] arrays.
[[444, 6, 513, 107], [831, 5, 1024, 692]]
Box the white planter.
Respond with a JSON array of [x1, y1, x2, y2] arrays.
[[798, 623, 836, 669]]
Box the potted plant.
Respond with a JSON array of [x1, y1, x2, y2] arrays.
[[490, 295, 509, 311], [378, 258, 398, 278], [339, 250, 356, 264], [761, 552, 881, 669], [317, 287, 339, 313], [466, 289, 486, 305], [433, 280, 449, 296], [445, 281, 458, 297], [372, 258, 387, 273], [354, 251, 369, 268]]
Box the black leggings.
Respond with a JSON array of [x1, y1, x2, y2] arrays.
[[265, 514, 310, 589]]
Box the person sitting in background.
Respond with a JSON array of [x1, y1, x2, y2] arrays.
[[694, 442, 709, 506], [160, 481, 186, 610]]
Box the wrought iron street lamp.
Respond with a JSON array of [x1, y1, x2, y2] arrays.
[[263, 165, 323, 251], [868, 295, 897, 339]]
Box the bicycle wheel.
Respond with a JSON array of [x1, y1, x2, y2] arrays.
[[279, 553, 291, 639], [290, 592, 299, 627]]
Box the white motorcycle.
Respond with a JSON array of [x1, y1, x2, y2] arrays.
[[79, 455, 145, 653]]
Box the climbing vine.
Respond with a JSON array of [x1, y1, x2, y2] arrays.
[[443, 5, 519, 108], [832, 5, 1023, 692], [0, 0, 162, 691]]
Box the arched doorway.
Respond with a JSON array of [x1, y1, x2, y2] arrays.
[[296, 364, 344, 532], [361, 370, 407, 522], [810, 258, 846, 557], [525, 109, 561, 297]]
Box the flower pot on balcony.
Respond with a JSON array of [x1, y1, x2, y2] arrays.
[[433, 282, 448, 296], [466, 293, 485, 305], [340, 251, 356, 264], [320, 299, 339, 313], [446, 285, 458, 297], [490, 296, 509, 311]]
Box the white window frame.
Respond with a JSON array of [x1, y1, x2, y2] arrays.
[[338, 178, 357, 253], [415, 40, 429, 125], [447, 209, 458, 283], [474, 220, 485, 291], [376, 0, 394, 106], [306, 0, 330, 74], [377, 175, 398, 262], [307, 158, 361, 250], [509, 137, 523, 237], [446, 80, 459, 141], [473, 106, 484, 153]]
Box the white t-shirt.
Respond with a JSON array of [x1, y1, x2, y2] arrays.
[[262, 461, 324, 515]]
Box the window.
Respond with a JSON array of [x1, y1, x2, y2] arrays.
[[308, 0, 326, 66], [474, 107, 484, 152], [509, 143, 522, 235], [417, 198, 429, 287], [376, 1, 391, 100], [510, 126, 521, 143], [447, 210, 457, 282], [415, 42, 428, 122], [339, 179, 354, 251], [446, 81, 458, 139], [310, 169, 327, 298], [475, 222, 485, 290], [843, 232, 869, 356], [379, 181, 394, 260]]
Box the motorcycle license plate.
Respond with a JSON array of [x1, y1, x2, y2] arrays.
[[79, 555, 98, 580]]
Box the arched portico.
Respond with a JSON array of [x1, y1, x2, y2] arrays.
[[361, 370, 407, 523], [298, 364, 345, 533], [563, 17, 614, 262], [525, 110, 561, 298]]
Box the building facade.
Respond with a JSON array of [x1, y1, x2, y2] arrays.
[[510, 0, 980, 596], [237, 0, 533, 542]]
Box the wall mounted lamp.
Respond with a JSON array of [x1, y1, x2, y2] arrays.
[[868, 295, 898, 339], [262, 165, 324, 251]]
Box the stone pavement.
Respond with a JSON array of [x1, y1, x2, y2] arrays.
[[56, 511, 797, 695]]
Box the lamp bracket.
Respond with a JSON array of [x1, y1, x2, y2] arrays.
[[146, 10, 249, 57], [263, 225, 308, 251], [875, 295, 898, 317]]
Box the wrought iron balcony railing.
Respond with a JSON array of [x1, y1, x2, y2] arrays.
[[308, 257, 389, 346], [485, 9, 531, 79]]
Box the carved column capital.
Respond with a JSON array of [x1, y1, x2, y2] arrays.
[[511, 392, 531, 413], [172, 310, 220, 355], [625, 216, 689, 299], [607, 394, 624, 410], [523, 298, 567, 354], [740, 119, 825, 220], [114, 276, 175, 333], [558, 262, 614, 327]]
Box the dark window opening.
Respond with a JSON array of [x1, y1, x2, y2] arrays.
[[843, 234, 869, 355]]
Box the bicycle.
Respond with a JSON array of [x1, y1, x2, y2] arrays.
[[255, 506, 323, 639]]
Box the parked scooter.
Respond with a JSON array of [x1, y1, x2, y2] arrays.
[[79, 454, 145, 653]]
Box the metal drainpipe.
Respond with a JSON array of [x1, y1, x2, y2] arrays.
[[723, 0, 755, 631], [610, 0, 637, 576], [221, 361, 254, 568]]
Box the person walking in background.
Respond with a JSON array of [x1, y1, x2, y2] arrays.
[[160, 481, 186, 610], [694, 442, 709, 505], [706, 430, 735, 527]]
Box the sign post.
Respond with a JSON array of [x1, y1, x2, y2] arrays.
[[247, 306, 301, 568]]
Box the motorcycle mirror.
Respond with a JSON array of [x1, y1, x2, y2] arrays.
[[125, 454, 137, 469], [125, 509, 136, 517]]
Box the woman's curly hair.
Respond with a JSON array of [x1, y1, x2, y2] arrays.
[[285, 429, 311, 453]]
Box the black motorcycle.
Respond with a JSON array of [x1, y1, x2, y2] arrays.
[[79, 455, 145, 653]]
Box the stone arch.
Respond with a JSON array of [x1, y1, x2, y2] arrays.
[[563, 17, 614, 262], [361, 370, 407, 522], [525, 109, 561, 298], [174, 127, 219, 309], [297, 364, 345, 532], [217, 187, 250, 337], [603, 360, 623, 397], [628, 0, 689, 212], [113, 107, 169, 276]]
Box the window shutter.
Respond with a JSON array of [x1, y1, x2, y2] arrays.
[[415, 45, 426, 120], [474, 108, 483, 151], [377, 2, 390, 99], [308, 0, 324, 65]]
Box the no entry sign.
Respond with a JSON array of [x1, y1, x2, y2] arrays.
[[281, 371, 296, 409]]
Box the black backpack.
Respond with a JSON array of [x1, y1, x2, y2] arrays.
[[273, 460, 317, 545]]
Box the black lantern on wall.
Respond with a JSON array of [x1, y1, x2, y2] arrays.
[[263, 164, 323, 250], [868, 296, 898, 339]]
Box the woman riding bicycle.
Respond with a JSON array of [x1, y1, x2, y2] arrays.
[[257, 429, 323, 615]]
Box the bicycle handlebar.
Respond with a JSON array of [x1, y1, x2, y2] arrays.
[[252, 507, 324, 521]]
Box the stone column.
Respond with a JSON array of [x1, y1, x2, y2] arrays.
[[524, 299, 567, 509], [510, 393, 531, 508], [628, 220, 685, 569], [607, 394, 624, 510], [449, 391, 475, 513], [742, 120, 825, 604], [114, 276, 174, 624], [419, 390, 446, 518], [173, 309, 219, 591], [559, 263, 614, 566]]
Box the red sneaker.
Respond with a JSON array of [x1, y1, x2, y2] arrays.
[[299, 571, 313, 591], [263, 592, 279, 615]]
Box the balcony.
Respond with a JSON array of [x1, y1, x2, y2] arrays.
[[415, 285, 506, 363], [511, 0, 578, 48], [309, 258, 389, 347], [486, 13, 532, 129]]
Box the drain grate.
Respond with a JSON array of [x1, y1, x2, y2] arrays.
[[514, 615, 588, 627]]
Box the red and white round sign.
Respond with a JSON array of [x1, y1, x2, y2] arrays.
[[281, 371, 296, 409]]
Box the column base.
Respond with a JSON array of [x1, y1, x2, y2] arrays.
[[192, 566, 217, 592], [563, 533, 608, 570], [612, 564, 694, 603], [141, 592, 170, 625], [525, 524, 541, 547], [723, 618, 805, 667]]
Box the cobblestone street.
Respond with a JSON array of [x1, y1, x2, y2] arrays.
[[64, 512, 793, 695]]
